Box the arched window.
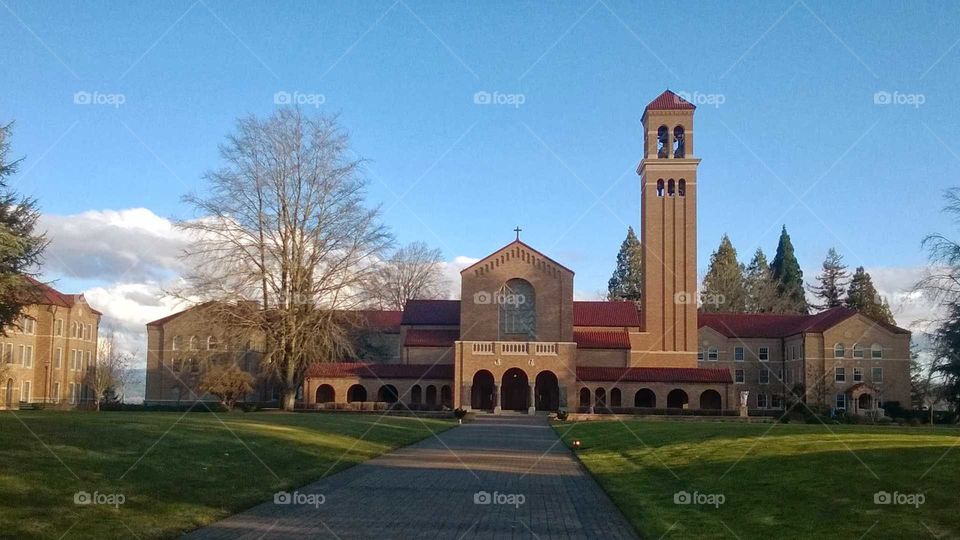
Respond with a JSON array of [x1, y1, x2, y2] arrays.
[[656, 179, 665, 197], [673, 126, 686, 158], [207, 336, 218, 350], [833, 343, 845, 359], [410, 385, 422, 405], [579, 387, 591, 408], [667, 179, 675, 196], [171, 336, 181, 351], [678, 179, 686, 197], [189, 336, 200, 351], [440, 385, 452, 407], [499, 278, 535, 338], [871, 343, 883, 359], [852, 343, 864, 358], [610, 388, 622, 408], [425, 385, 437, 406], [657, 125, 669, 158]]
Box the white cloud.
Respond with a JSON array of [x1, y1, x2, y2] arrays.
[[438, 256, 478, 299], [41, 208, 188, 282], [867, 265, 942, 334]]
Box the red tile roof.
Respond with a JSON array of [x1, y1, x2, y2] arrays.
[[698, 307, 909, 338], [404, 329, 459, 348], [21, 276, 102, 315], [573, 301, 640, 327], [574, 330, 631, 349], [357, 310, 402, 332], [305, 362, 453, 380], [645, 90, 696, 112], [401, 299, 461, 325], [577, 366, 732, 384]]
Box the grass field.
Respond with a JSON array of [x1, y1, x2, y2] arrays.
[[0, 410, 452, 539], [555, 419, 960, 539]]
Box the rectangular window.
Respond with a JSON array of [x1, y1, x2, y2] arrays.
[[853, 367, 863, 382], [18, 345, 24, 365], [21, 381, 31, 402], [84, 351, 91, 369], [757, 393, 768, 408], [54, 348, 62, 369], [55, 319, 63, 337], [835, 367, 845, 382], [25, 318, 35, 334], [872, 367, 883, 383], [835, 394, 846, 410], [52, 382, 60, 402], [734, 347, 744, 361], [2, 343, 9, 363], [872, 345, 883, 359], [70, 383, 78, 404], [86, 324, 93, 341], [759, 369, 769, 384], [772, 395, 784, 409], [735, 369, 744, 383], [697, 348, 704, 361], [707, 347, 718, 361], [758, 347, 769, 361], [24, 346, 32, 368]]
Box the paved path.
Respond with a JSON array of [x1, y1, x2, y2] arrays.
[[185, 414, 638, 539]]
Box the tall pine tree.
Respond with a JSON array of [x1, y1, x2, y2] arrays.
[[744, 248, 780, 313], [845, 266, 895, 324], [770, 225, 808, 314], [808, 247, 849, 310], [700, 234, 746, 312], [607, 226, 642, 302]]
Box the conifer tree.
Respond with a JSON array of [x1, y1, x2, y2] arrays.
[[700, 234, 746, 312], [808, 247, 849, 310], [845, 266, 895, 324], [770, 226, 808, 314], [744, 248, 780, 313], [607, 226, 643, 302]]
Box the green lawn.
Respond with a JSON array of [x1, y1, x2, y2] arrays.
[[0, 410, 452, 539], [555, 419, 960, 539]]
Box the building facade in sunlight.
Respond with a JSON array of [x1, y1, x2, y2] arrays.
[[1, 277, 101, 409], [144, 91, 911, 414]]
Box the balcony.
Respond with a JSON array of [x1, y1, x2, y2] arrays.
[[468, 341, 559, 356]]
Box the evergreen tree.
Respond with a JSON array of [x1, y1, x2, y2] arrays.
[[808, 247, 849, 310], [607, 226, 643, 302], [744, 248, 781, 313], [0, 122, 46, 331], [845, 266, 895, 324], [770, 226, 808, 314], [700, 234, 746, 312], [934, 302, 960, 415]]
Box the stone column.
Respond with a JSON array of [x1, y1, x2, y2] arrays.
[[528, 383, 536, 415], [463, 384, 472, 411], [493, 383, 501, 414]]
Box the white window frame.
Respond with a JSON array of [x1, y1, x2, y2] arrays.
[[853, 367, 863, 382], [833, 343, 845, 359], [697, 348, 704, 361], [18, 345, 24, 365], [871, 343, 883, 359], [735, 369, 744, 383], [835, 367, 845, 382], [54, 319, 63, 337], [835, 393, 847, 410], [707, 346, 718, 361], [21, 380, 31, 402], [52, 382, 60, 403], [757, 393, 768, 408], [84, 351, 91, 369], [207, 336, 218, 350], [872, 367, 883, 383], [734, 347, 744, 362], [54, 348, 62, 369], [758, 347, 769, 361], [852, 343, 864, 359], [24, 346, 32, 368], [759, 369, 770, 384]]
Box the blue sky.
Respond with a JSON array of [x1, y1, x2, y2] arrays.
[[2, 0, 959, 339]]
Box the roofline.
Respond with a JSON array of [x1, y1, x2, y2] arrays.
[[460, 239, 574, 275]]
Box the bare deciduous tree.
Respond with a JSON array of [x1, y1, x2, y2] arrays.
[[177, 108, 392, 410], [88, 328, 134, 410], [367, 241, 448, 310]]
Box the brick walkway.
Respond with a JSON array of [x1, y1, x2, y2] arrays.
[[184, 414, 638, 539]]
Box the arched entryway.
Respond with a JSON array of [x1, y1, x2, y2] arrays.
[[410, 385, 422, 405], [315, 384, 335, 404], [425, 385, 436, 406], [534, 371, 560, 411], [347, 384, 367, 402], [610, 388, 622, 408], [501, 368, 529, 411], [472, 370, 495, 411], [699, 389, 722, 410], [635, 388, 656, 408], [858, 394, 873, 411], [377, 385, 398, 403], [667, 389, 688, 409], [579, 387, 591, 408]]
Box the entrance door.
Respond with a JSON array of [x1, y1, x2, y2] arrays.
[[535, 371, 560, 411], [501, 368, 529, 411], [472, 370, 495, 411]]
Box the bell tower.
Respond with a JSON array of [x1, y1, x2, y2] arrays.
[[636, 90, 699, 366]]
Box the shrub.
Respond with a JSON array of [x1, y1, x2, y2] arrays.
[[556, 410, 569, 421], [909, 417, 922, 427], [894, 417, 906, 426], [877, 416, 893, 425]]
